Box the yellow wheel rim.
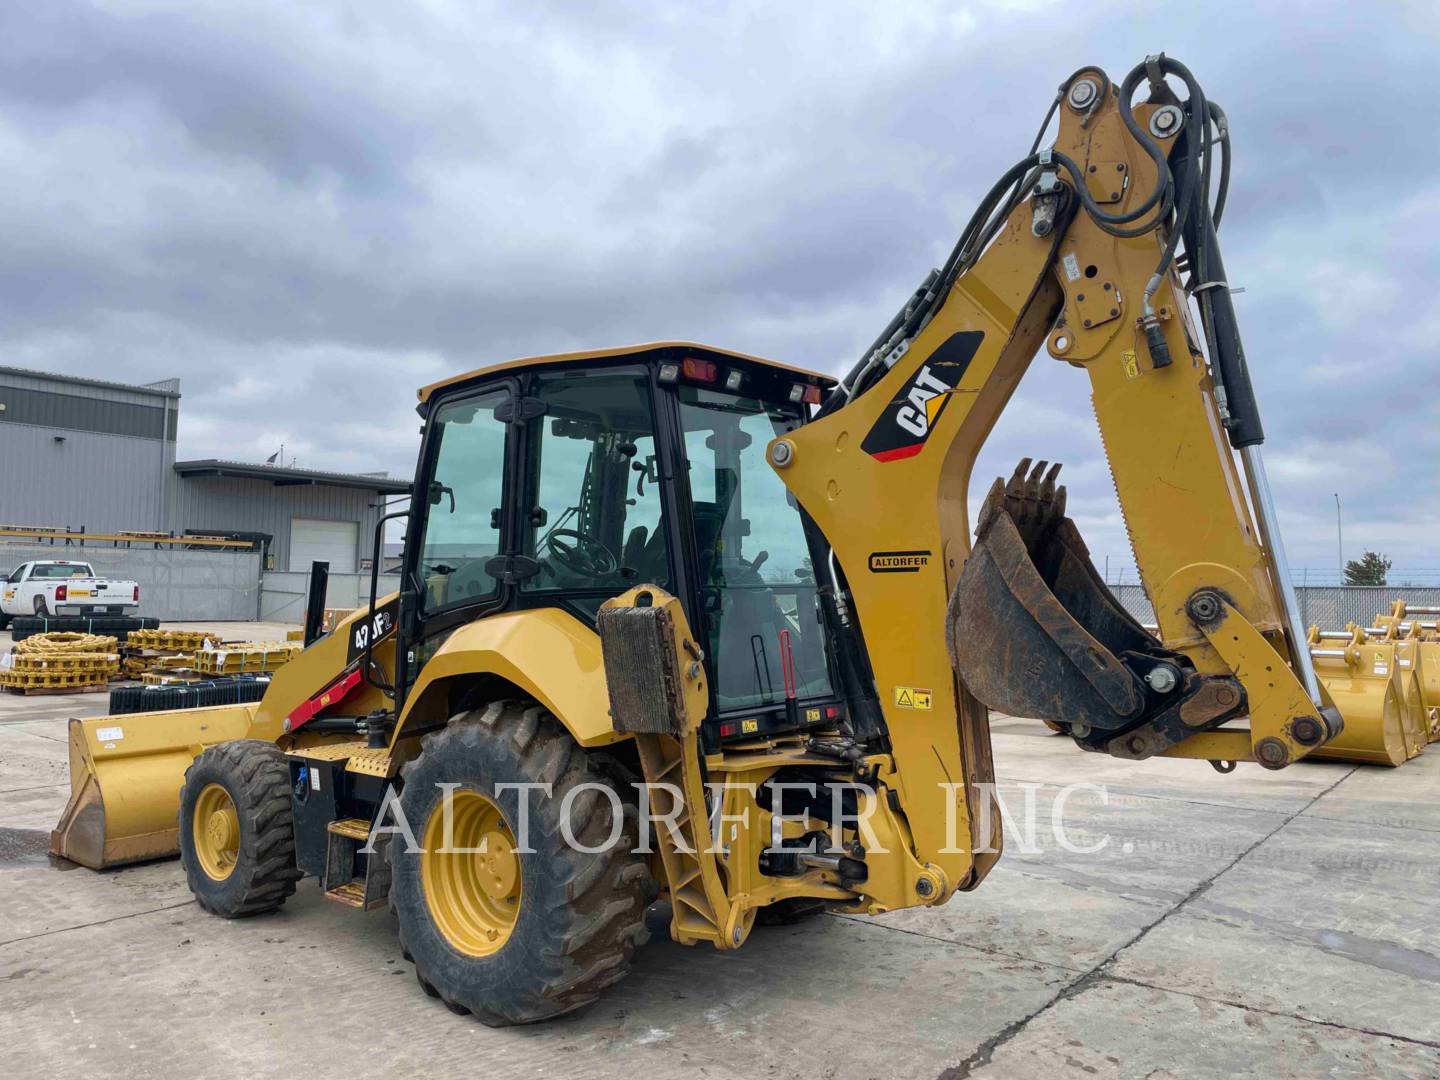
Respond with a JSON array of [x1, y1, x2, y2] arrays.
[[421, 789, 522, 956], [193, 783, 240, 881]]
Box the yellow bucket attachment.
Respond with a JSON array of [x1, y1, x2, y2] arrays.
[[49, 597, 400, 870], [1307, 625, 1425, 766], [50, 704, 264, 869], [1415, 640, 1440, 738], [1372, 603, 1440, 741]]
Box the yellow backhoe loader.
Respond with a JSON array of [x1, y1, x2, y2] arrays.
[[51, 55, 1385, 1024]]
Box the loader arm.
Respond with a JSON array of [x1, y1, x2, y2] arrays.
[[772, 55, 1341, 863]]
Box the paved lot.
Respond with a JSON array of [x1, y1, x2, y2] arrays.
[[2, 633, 1438, 1078]]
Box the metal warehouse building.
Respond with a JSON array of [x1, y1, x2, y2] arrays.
[[0, 365, 409, 619]]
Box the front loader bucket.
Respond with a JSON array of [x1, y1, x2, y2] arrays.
[[50, 704, 262, 869], [49, 594, 401, 869], [948, 460, 1246, 759]]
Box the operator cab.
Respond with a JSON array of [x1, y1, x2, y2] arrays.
[[396, 343, 842, 748]]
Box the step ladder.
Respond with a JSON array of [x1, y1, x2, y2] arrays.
[[322, 818, 390, 910]]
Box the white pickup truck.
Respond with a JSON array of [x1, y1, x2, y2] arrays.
[[0, 560, 141, 625]]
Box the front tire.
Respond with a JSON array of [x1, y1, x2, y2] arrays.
[[179, 740, 301, 917], [391, 700, 652, 1026]]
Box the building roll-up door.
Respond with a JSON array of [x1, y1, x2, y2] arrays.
[[289, 519, 359, 573]]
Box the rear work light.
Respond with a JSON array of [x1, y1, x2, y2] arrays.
[[55, 584, 67, 602], [789, 382, 822, 405], [681, 357, 719, 383]]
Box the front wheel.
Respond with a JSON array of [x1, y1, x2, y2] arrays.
[[179, 740, 301, 917], [391, 700, 652, 1026], [0, 613, 10, 630]]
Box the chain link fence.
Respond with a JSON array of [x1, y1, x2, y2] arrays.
[[1109, 584, 1440, 630]]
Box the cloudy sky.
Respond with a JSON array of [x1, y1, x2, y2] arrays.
[[4, 1, 1437, 581]]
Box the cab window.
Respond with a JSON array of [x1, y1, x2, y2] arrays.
[[677, 386, 833, 711], [522, 369, 669, 620], [416, 390, 508, 612]]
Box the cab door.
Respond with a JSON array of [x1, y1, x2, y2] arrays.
[[399, 380, 519, 687], [513, 366, 675, 624]]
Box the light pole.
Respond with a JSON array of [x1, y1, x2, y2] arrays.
[[1334, 492, 1343, 583]]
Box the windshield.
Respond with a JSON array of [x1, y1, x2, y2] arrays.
[[31, 564, 93, 579], [677, 386, 833, 712]]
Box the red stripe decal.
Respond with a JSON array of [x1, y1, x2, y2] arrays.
[[869, 443, 925, 463]]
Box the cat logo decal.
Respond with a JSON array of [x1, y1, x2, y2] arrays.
[[860, 331, 984, 462]]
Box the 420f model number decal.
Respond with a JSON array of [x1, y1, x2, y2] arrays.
[[860, 330, 984, 462], [346, 596, 400, 665]]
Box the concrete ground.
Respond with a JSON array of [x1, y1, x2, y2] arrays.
[[2, 631, 1438, 1078]]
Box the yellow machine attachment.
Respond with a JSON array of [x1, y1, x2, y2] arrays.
[[50, 602, 397, 868], [51, 702, 263, 868], [1304, 625, 1420, 767], [1372, 603, 1440, 740]]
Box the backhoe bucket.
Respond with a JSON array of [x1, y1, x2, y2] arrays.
[[948, 460, 1246, 758], [1416, 641, 1440, 739], [1374, 606, 1440, 742], [49, 704, 264, 869], [1306, 628, 1417, 767]]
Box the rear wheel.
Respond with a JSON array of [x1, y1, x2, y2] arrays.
[[179, 740, 301, 917], [33, 597, 48, 617], [391, 700, 652, 1026]]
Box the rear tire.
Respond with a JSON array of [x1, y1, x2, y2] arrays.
[[33, 597, 48, 617], [391, 700, 652, 1026], [179, 740, 301, 917]]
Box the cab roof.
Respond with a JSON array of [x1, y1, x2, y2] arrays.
[[417, 341, 835, 403]]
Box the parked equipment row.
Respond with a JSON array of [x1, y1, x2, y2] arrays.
[[1306, 601, 1440, 766]]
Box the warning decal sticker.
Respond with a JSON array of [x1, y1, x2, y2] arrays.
[[893, 686, 933, 710]]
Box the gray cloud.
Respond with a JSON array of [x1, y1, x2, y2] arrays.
[[2, 0, 1437, 579]]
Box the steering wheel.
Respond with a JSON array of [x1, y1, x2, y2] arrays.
[[545, 529, 619, 577]]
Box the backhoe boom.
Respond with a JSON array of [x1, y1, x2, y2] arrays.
[[770, 60, 1342, 869]]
